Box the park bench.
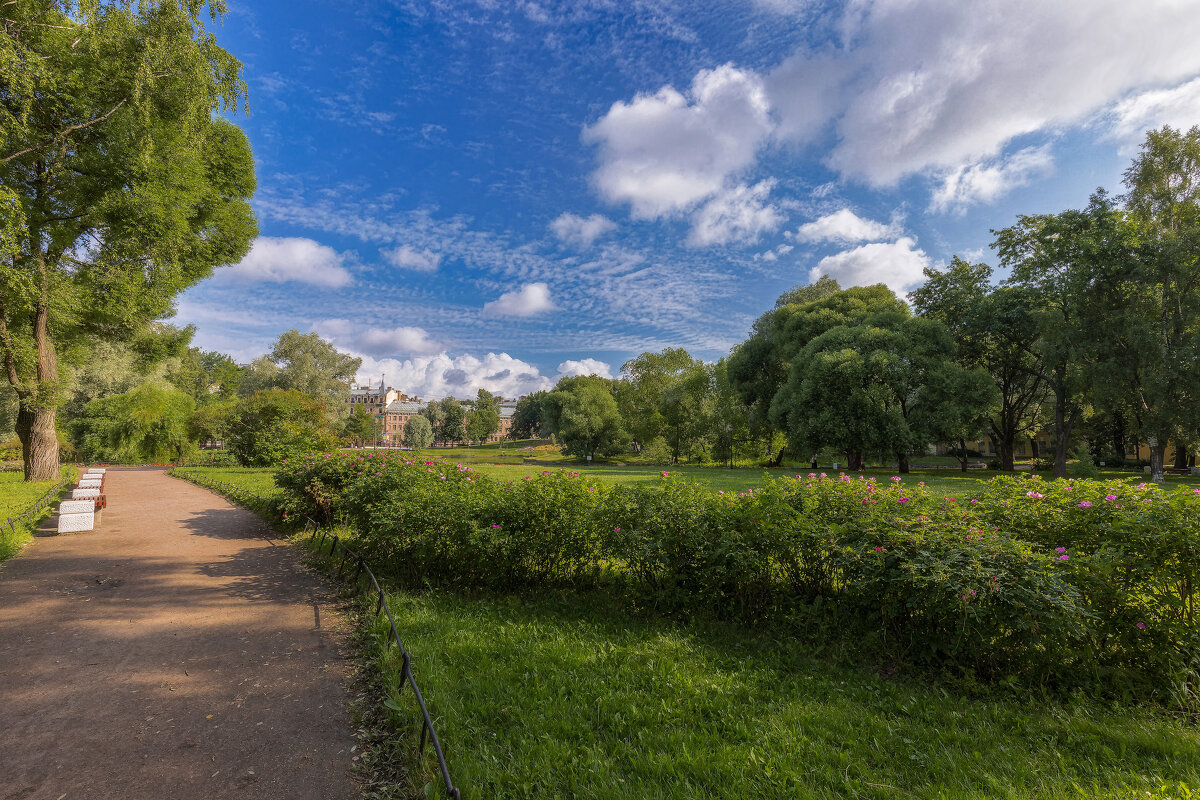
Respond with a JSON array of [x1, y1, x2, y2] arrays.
[[57, 470, 109, 533]]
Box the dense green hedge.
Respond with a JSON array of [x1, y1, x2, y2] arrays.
[[275, 453, 1199, 705]]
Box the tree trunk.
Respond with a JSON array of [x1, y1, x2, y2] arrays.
[[846, 450, 863, 471], [958, 437, 969, 472], [16, 405, 58, 481], [1050, 364, 1076, 479], [1174, 445, 1189, 471], [1148, 434, 1166, 483], [896, 452, 910, 473]]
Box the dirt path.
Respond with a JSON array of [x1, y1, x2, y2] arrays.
[[0, 468, 357, 800]]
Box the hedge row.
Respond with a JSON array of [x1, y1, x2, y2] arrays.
[[275, 453, 1199, 705]]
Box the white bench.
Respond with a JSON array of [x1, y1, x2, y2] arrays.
[[57, 498, 96, 532], [71, 488, 100, 499]]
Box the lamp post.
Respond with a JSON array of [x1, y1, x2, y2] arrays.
[[726, 424, 733, 469]]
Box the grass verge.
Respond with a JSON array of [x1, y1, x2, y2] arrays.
[[0, 465, 77, 563]]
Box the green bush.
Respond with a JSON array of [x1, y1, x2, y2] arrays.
[[226, 390, 338, 467]]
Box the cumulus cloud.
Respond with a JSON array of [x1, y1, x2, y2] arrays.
[[687, 180, 785, 247], [794, 209, 900, 244], [355, 352, 555, 400], [216, 236, 353, 287], [1108, 77, 1200, 149], [482, 282, 557, 317], [380, 244, 441, 271], [314, 318, 441, 356], [808, 237, 930, 295], [583, 64, 773, 219], [550, 213, 617, 248], [768, 0, 1200, 186], [556, 358, 614, 379], [929, 146, 1055, 214]]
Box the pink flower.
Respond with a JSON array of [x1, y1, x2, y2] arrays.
[[820, 473, 827, 479], [1136, 622, 1146, 630], [890, 476, 901, 482], [947, 497, 956, 502], [1105, 494, 1118, 501], [898, 497, 910, 504], [1059, 554, 1070, 561], [491, 524, 500, 528], [1026, 491, 1044, 498], [1078, 501, 1093, 508], [808, 473, 817, 478], [1055, 547, 1066, 552], [613, 527, 620, 532], [970, 499, 979, 504], [662, 471, 669, 477]]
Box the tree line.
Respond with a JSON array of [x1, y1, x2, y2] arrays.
[[520, 126, 1200, 482]]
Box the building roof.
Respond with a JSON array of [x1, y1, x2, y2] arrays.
[[385, 400, 427, 414]]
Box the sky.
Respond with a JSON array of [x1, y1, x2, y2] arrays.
[[173, 0, 1200, 400]]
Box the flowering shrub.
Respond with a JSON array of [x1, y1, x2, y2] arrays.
[[272, 457, 1199, 704]]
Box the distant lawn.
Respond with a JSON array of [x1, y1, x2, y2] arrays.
[[171, 466, 281, 503], [0, 466, 75, 563]]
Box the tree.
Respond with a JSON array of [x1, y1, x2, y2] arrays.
[[465, 388, 500, 442], [421, 397, 465, 445], [728, 282, 908, 463], [1113, 125, 1200, 482], [770, 312, 995, 472], [509, 391, 546, 439], [241, 330, 360, 415], [542, 376, 628, 459], [619, 348, 703, 450], [188, 398, 237, 445], [1, 1, 257, 479], [910, 258, 1049, 470], [402, 414, 433, 449], [995, 194, 1125, 478], [342, 406, 375, 446], [71, 381, 195, 462], [110, 382, 196, 463], [226, 390, 337, 467]]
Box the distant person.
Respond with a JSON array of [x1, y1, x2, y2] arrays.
[[811, 455, 818, 470]]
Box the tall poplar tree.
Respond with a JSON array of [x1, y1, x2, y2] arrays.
[[1, 1, 257, 479]]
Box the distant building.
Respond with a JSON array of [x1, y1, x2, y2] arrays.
[[348, 381, 517, 445]]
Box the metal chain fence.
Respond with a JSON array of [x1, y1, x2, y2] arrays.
[[170, 469, 462, 800], [4, 469, 73, 539]]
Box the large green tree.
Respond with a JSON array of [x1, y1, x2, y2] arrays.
[[770, 312, 995, 471], [1112, 125, 1200, 482], [910, 258, 1049, 471], [995, 194, 1126, 478], [542, 376, 628, 460], [728, 282, 907, 463], [465, 388, 500, 442], [241, 330, 360, 415], [1, 1, 257, 479], [508, 391, 546, 440]]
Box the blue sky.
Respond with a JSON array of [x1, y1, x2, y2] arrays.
[[174, 0, 1200, 399]]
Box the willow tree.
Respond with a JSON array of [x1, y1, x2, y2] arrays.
[[0, 1, 256, 479]]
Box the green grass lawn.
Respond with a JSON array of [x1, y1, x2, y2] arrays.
[[179, 466, 1200, 799], [0, 466, 75, 562], [171, 466, 281, 502], [362, 579, 1200, 800]]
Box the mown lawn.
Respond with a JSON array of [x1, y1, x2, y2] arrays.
[[0, 466, 75, 562], [365, 578, 1200, 800], [182, 466, 1200, 799]]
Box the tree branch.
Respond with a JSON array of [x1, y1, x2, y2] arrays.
[[2, 97, 128, 163]]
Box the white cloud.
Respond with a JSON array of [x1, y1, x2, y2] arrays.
[[215, 236, 353, 287], [380, 244, 441, 272], [794, 208, 900, 244], [808, 237, 930, 295], [314, 318, 440, 357], [550, 213, 617, 248], [355, 352, 554, 400], [556, 358, 613, 379], [1108, 76, 1200, 149], [929, 145, 1055, 214], [687, 180, 785, 247], [583, 64, 773, 219], [766, 0, 1200, 188], [482, 282, 557, 317]]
